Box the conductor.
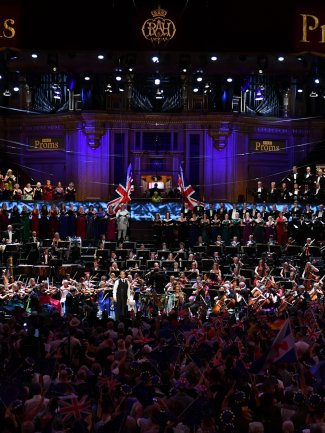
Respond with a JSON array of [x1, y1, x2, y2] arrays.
[[113, 270, 131, 320]]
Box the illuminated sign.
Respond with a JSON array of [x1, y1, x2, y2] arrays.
[[142, 5, 176, 45], [249, 139, 286, 153], [0, 4, 21, 47], [295, 10, 325, 52], [29, 136, 65, 151]]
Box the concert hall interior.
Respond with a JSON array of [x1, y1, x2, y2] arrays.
[[1, 2, 325, 433]]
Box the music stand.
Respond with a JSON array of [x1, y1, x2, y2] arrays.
[[269, 245, 282, 255], [256, 243, 268, 255], [136, 249, 150, 261], [173, 251, 186, 260], [126, 259, 140, 269], [42, 239, 52, 247], [309, 246, 321, 257], [58, 241, 70, 249], [225, 246, 239, 256], [180, 260, 190, 270], [95, 249, 110, 260], [193, 246, 207, 254], [240, 268, 254, 279], [208, 245, 223, 256], [242, 246, 256, 257], [157, 250, 170, 260], [201, 259, 214, 271], [115, 249, 128, 260], [146, 260, 161, 269], [26, 242, 38, 251], [82, 239, 96, 247], [123, 241, 136, 251], [105, 241, 117, 251], [161, 260, 175, 270], [286, 245, 302, 256], [4, 244, 20, 253]]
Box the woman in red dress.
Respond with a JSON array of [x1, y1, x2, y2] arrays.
[[30, 203, 40, 237], [105, 204, 116, 241], [76, 205, 87, 239], [43, 179, 53, 201], [275, 211, 288, 246]]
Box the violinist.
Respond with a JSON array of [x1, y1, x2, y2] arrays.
[[174, 283, 185, 309], [178, 271, 189, 289], [185, 275, 205, 316], [164, 275, 177, 314], [230, 256, 243, 277], [97, 276, 112, 319], [300, 237, 314, 263], [234, 281, 248, 306], [59, 280, 72, 316]]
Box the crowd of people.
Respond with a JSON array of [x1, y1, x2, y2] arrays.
[[252, 166, 325, 204], [0, 164, 325, 432], [0, 170, 76, 202]]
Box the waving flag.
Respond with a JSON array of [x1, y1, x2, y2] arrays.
[[58, 394, 92, 422], [107, 163, 133, 211], [178, 165, 204, 210], [251, 318, 298, 374]]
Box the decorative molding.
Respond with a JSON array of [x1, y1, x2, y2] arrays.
[[208, 123, 232, 150], [82, 122, 106, 149]]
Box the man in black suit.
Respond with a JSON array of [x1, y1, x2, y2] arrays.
[[303, 166, 315, 190], [314, 182, 324, 204], [181, 202, 192, 220], [40, 247, 53, 265], [113, 270, 130, 320], [315, 168, 325, 189], [2, 225, 18, 243], [205, 203, 216, 220], [279, 182, 292, 203], [253, 181, 268, 203], [193, 203, 205, 218], [29, 231, 40, 244], [147, 264, 167, 295], [268, 181, 279, 203], [286, 165, 302, 189]]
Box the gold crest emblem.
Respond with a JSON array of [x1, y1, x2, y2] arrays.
[[142, 5, 176, 45]]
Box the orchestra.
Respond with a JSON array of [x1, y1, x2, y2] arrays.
[[0, 196, 325, 321]]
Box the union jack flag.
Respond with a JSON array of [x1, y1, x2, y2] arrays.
[[107, 163, 133, 212], [178, 165, 204, 210], [97, 375, 120, 391], [306, 326, 321, 342], [58, 394, 92, 422]]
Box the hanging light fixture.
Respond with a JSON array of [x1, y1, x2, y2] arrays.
[[255, 86, 264, 101], [309, 90, 318, 98]]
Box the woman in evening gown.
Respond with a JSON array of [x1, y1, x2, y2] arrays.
[[76, 205, 87, 240], [106, 205, 116, 241]]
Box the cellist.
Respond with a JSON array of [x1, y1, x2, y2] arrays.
[[302, 261, 319, 292]]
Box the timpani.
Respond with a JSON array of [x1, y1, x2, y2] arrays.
[[33, 265, 50, 278], [17, 264, 34, 277]]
